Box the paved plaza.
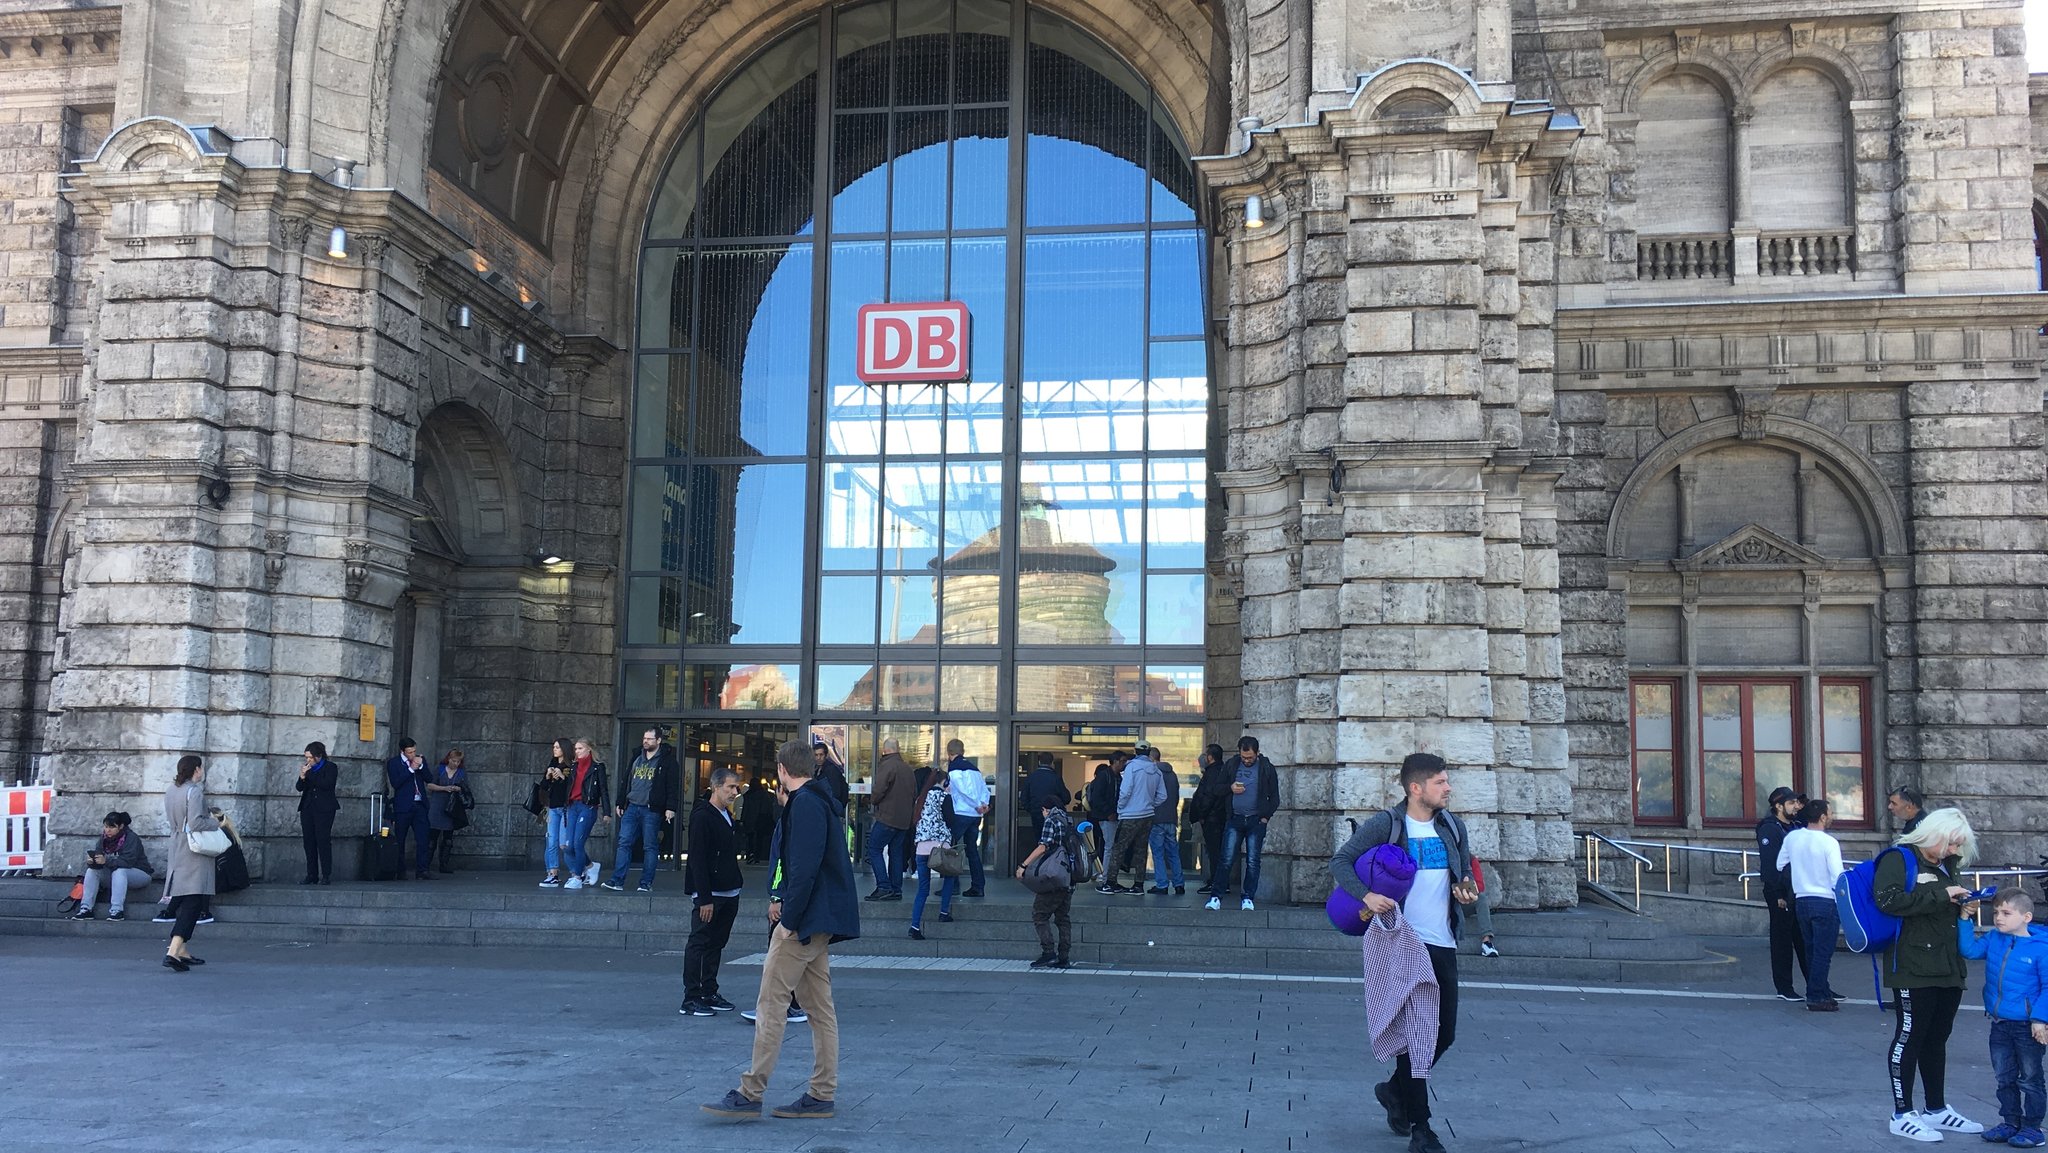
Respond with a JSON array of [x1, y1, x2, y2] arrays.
[[3, 932, 2004, 1153]]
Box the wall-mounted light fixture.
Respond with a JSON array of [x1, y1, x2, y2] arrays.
[[451, 303, 473, 329], [535, 550, 564, 566], [329, 158, 358, 189], [508, 340, 529, 365], [203, 478, 231, 510], [1243, 194, 1266, 230], [326, 224, 349, 259]]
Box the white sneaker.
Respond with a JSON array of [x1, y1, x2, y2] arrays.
[[1241, 898, 1255, 911], [1204, 897, 1221, 911], [582, 862, 600, 885], [1919, 1108, 1982, 1135], [564, 876, 584, 890], [1889, 1113, 1944, 1142]]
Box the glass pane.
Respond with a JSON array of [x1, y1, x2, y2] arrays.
[[895, 5, 951, 107], [1024, 32, 1146, 227], [625, 576, 685, 644], [1021, 376, 1144, 454], [886, 383, 946, 455], [942, 567, 1000, 642], [1824, 754, 1867, 823], [875, 664, 938, 712], [1147, 341, 1206, 451], [942, 461, 1004, 556], [629, 463, 688, 571], [1634, 751, 1675, 819], [955, 0, 1011, 102], [1145, 665, 1204, 713], [940, 664, 999, 712], [646, 130, 700, 240], [1700, 684, 1742, 750], [1632, 682, 1674, 751], [834, 1, 891, 109], [1823, 684, 1863, 751], [822, 461, 881, 568], [702, 28, 819, 238], [890, 237, 946, 301], [1145, 572, 1204, 645], [1022, 232, 1144, 384], [1146, 456, 1205, 569], [623, 663, 681, 710], [831, 112, 889, 234], [639, 248, 692, 349], [1016, 664, 1140, 713], [689, 664, 799, 711], [950, 235, 1006, 383], [826, 379, 883, 456], [1752, 685, 1794, 751], [1150, 116, 1196, 224], [1753, 753, 1794, 812], [695, 244, 812, 457], [827, 240, 885, 396], [816, 663, 875, 712], [952, 106, 1009, 229], [1150, 229, 1202, 336], [1017, 459, 1141, 644], [817, 574, 879, 644], [882, 573, 938, 642], [684, 462, 806, 644], [882, 462, 942, 569], [1703, 750, 1744, 819], [633, 354, 690, 457], [893, 113, 950, 232], [944, 378, 1003, 454]]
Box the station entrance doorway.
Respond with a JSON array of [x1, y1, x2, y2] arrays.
[[1008, 723, 1205, 871]]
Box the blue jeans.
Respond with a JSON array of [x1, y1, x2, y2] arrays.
[[949, 813, 984, 892], [911, 852, 957, 929], [866, 820, 908, 894], [545, 808, 567, 872], [610, 803, 661, 888], [1148, 821, 1184, 888], [1794, 896, 1840, 1004], [1991, 1019, 2047, 1128], [1216, 814, 1266, 899], [563, 803, 598, 875]]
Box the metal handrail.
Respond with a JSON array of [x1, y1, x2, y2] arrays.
[[1577, 831, 1646, 912], [1583, 834, 1756, 899]]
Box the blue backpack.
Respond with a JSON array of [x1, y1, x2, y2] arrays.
[[1835, 845, 1916, 953]]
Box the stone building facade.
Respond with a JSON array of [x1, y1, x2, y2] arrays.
[[0, 0, 2043, 906]]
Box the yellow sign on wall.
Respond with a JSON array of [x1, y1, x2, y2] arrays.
[[358, 704, 376, 743]]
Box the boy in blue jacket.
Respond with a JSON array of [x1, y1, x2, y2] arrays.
[[1959, 891, 2048, 1147]]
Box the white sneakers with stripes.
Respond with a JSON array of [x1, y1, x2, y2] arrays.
[[1889, 1113, 1942, 1142], [1919, 1108, 1984, 1135]]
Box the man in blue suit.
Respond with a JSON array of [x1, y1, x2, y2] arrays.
[[386, 737, 433, 880]]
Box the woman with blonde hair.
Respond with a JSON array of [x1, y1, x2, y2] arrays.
[[1875, 806, 1984, 1142]]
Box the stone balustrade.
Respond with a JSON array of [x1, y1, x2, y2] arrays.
[[1758, 229, 1855, 276], [1636, 234, 1731, 282]]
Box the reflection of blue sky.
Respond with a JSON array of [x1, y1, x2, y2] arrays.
[[725, 464, 806, 643]]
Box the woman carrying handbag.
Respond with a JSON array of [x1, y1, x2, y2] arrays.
[[908, 772, 959, 941], [427, 748, 470, 875], [162, 754, 221, 971]]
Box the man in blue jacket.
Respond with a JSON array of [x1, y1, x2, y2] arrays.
[[704, 739, 859, 1122], [385, 738, 432, 880]]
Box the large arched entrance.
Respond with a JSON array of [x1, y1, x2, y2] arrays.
[[617, 0, 1213, 873]]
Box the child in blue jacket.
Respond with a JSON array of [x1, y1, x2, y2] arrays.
[[1959, 891, 2048, 1147]]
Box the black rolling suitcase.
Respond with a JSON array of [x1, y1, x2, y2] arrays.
[[363, 793, 403, 881]]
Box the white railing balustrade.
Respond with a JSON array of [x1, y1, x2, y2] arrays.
[[1636, 234, 1731, 282], [1759, 229, 1854, 276]]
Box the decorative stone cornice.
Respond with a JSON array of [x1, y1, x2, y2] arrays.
[[1679, 524, 1825, 571], [0, 7, 119, 59]]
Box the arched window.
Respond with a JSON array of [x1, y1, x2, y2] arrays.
[[620, 0, 1210, 839], [1634, 72, 1731, 280], [1749, 66, 1852, 275]]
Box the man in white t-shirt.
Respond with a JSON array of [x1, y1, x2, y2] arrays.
[[1777, 798, 1848, 1011], [1331, 752, 1478, 1153]]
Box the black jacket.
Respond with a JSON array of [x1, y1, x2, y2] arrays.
[[1153, 762, 1181, 824], [818, 760, 851, 809], [295, 759, 340, 815], [1024, 767, 1070, 817], [683, 796, 744, 906], [571, 761, 610, 809], [775, 778, 860, 945], [1086, 772, 1119, 819], [1332, 803, 1475, 938], [1188, 760, 1234, 827], [615, 747, 681, 813], [1226, 755, 1282, 821], [1754, 816, 1799, 900]]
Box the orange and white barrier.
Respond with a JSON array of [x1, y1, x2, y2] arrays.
[[2, 785, 52, 874]]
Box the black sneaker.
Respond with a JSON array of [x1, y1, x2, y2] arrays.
[[865, 889, 888, 901], [786, 1005, 808, 1023], [1375, 1080, 1411, 1136], [106, 911, 126, 921], [1776, 992, 1803, 1003], [908, 926, 925, 940], [679, 1000, 716, 1017], [71, 907, 92, 920], [876, 891, 902, 901], [939, 911, 954, 923], [196, 914, 215, 925], [1146, 886, 1169, 894], [704, 995, 736, 1012], [962, 888, 985, 898], [700, 1089, 761, 1119], [771, 1092, 834, 1119], [1173, 885, 1185, 895], [152, 909, 175, 923], [1048, 958, 1071, 969], [1030, 952, 1057, 968], [1095, 884, 1123, 894], [1408, 1123, 1446, 1153], [1122, 885, 1146, 895]]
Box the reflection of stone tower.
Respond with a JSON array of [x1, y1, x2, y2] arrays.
[[934, 484, 1119, 648]]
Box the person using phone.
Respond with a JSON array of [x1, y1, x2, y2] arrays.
[[73, 811, 154, 921]]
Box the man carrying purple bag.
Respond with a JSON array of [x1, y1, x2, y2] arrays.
[[1331, 752, 1479, 1153]]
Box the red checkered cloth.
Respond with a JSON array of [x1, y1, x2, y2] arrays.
[[1360, 908, 1442, 1077]]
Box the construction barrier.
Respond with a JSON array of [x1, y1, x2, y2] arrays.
[[2, 785, 52, 874]]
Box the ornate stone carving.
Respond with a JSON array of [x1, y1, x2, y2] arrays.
[[1733, 387, 1774, 440], [277, 215, 310, 252], [1683, 524, 1826, 570], [343, 540, 370, 600], [263, 531, 289, 589]]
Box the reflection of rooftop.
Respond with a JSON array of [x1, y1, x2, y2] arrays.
[[931, 486, 1117, 576]]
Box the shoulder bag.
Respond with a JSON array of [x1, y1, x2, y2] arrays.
[[185, 812, 231, 858], [928, 841, 969, 878], [1019, 850, 1070, 893]]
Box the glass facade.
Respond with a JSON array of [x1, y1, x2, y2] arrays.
[[620, 0, 1210, 861]]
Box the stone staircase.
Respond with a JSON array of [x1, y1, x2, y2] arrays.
[[0, 870, 1737, 982]]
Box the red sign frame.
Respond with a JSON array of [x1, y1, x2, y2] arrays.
[[855, 301, 971, 383]]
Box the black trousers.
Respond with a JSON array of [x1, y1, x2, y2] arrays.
[[1890, 985, 1965, 1113], [430, 828, 457, 872], [1389, 944, 1459, 1124], [1200, 821, 1227, 889], [683, 896, 740, 1002], [1766, 895, 1810, 995], [1032, 887, 1074, 959], [300, 808, 335, 881], [166, 893, 205, 941]]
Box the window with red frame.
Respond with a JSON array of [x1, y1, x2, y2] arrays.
[[1699, 678, 1800, 825], [1819, 679, 1873, 827], [1630, 679, 1682, 824]]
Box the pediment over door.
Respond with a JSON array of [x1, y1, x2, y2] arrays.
[[1677, 523, 1825, 570]]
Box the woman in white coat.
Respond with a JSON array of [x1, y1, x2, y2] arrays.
[[161, 754, 219, 971]]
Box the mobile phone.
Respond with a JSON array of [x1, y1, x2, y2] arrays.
[[1956, 885, 1997, 903]]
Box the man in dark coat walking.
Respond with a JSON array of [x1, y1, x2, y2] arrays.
[[704, 739, 859, 1122]]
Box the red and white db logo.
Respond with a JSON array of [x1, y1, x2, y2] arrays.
[[855, 301, 971, 383]]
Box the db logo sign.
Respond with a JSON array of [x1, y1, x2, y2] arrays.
[[855, 302, 971, 383]]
